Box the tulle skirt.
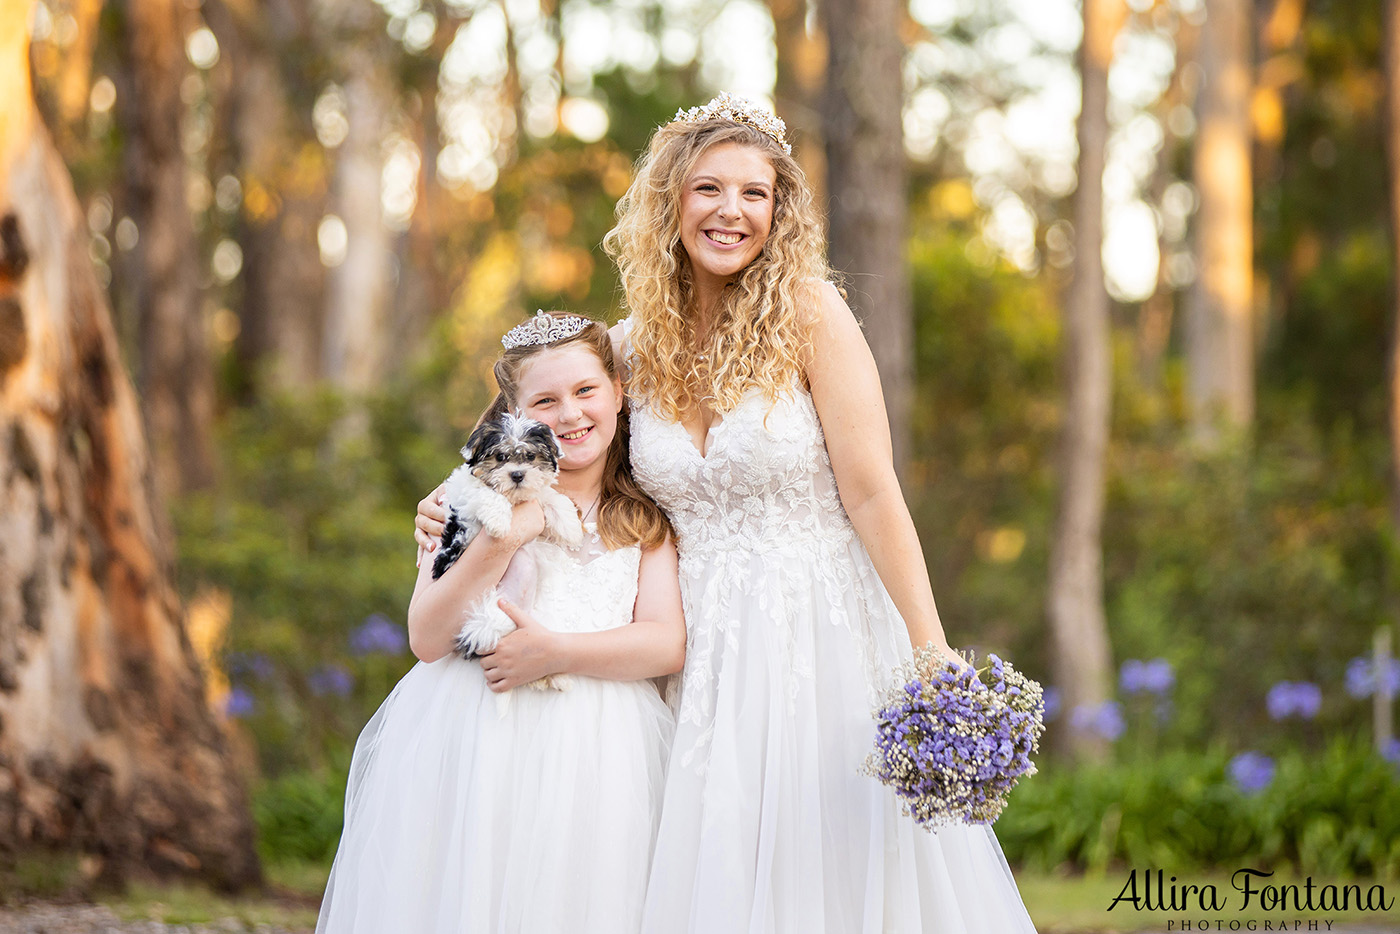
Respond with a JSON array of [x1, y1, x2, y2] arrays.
[[316, 655, 673, 934], [639, 536, 1040, 934]]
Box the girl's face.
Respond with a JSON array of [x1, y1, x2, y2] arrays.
[[677, 142, 776, 292], [515, 344, 622, 474]]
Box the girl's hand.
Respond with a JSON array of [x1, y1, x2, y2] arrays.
[[479, 600, 558, 692], [414, 483, 448, 553]]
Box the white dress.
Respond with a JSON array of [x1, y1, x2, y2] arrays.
[[628, 383, 1040, 933], [316, 530, 673, 934]]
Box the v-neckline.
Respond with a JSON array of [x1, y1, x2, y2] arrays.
[[679, 412, 724, 461]]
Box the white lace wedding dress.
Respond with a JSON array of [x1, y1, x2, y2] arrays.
[[316, 530, 673, 934], [628, 383, 1039, 933]]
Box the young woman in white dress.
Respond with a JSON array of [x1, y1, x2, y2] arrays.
[[417, 98, 1038, 932], [323, 314, 684, 934]]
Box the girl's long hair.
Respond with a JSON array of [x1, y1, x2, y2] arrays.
[[479, 313, 672, 551], [602, 118, 835, 422]]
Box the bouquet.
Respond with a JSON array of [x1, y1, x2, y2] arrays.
[[865, 644, 1045, 830]]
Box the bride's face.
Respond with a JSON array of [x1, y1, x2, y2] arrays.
[[515, 345, 623, 474], [677, 142, 776, 289]]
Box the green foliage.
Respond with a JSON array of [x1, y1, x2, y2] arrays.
[[997, 741, 1400, 875], [252, 768, 348, 865], [173, 382, 463, 775]]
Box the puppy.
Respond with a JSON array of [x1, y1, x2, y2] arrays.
[[433, 414, 583, 687]]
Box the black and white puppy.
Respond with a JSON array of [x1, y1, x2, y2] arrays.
[[433, 413, 583, 672]]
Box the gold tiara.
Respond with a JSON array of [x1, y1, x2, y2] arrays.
[[501, 310, 592, 350], [670, 92, 792, 155]]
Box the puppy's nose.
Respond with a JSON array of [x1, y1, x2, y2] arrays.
[[510, 470, 525, 483]]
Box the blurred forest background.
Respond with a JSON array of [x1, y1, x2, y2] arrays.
[[3, 0, 1400, 898]]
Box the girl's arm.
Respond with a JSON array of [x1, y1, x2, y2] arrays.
[[804, 281, 961, 661], [407, 500, 545, 663], [478, 536, 686, 692]]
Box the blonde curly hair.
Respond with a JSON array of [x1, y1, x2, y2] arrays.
[[602, 118, 834, 422]]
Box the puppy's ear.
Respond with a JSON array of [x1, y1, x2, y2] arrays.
[[524, 421, 561, 467], [462, 422, 495, 464]]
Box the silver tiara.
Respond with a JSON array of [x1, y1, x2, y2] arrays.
[[671, 92, 792, 155], [501, 310, 591, 350]]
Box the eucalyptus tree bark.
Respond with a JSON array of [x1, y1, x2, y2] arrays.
[[819, 0, 912, 478], [1384, 0, 1400, 530], [321, 3, 394, 399], [0, 5, 258, 885], [1187, 0, 1255, 444], [1047, 0, 1125, 763], [117, 0, 217, 498], [771, 0, 827, 207], [204, 0, 326, 396]]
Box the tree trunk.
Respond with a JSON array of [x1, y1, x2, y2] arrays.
[[771, 0, 827, 208], [117, 0, 217, 499], [1188, 0, 1255, 444], [1384, 0, 1400, 531], [204, 0, 326, 397], [819, 0, 912, 478], [322, 47, 394, 397], [0, 8, 259, 885], [1047, 0, 1124, 763]]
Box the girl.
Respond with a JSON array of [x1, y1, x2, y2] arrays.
[[418, 96, 1039, 932], [320, 312, 684, 934]]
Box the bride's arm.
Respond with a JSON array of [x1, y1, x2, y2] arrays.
[[805, 281, 960, 660], [479, 536, 686, 691], [406, 500, 544, 663]]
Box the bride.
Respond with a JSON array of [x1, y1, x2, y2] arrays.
[[417, 94, 1038, 932]]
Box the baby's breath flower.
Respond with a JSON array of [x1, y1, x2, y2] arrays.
[[863, 644, 1045, 830]]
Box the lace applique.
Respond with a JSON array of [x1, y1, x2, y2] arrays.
[[628, 385, 889, 770]]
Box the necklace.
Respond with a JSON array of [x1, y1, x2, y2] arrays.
[[570, 492, 601, 524]]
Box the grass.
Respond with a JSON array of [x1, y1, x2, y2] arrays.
[[99, 861, 326, 930], [1018, 870, 1400, 933], [7, 856, 1397, 932]]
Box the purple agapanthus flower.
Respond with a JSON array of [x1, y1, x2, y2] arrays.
[[1120, 658, 1174, 696], [1345, 657, 1400, 699], [226, 651, 274, 681], [308, 664, 354, 698], [1266, 681, 1322, 720], [1229, 751, 1275, 794], [865, 648, 1045, 829], [1069, 701, 1125, 741], [225, 686, 256, 718], [350, 613, 407, 656]]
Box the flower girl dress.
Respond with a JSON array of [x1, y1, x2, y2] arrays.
[[316, 529, 673, 934]]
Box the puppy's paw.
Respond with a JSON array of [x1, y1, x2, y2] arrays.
[[542, 492, 585, 547], [478, 493, 515, 538], [526, 673, 574, 693], [454, 597, 516, 658]]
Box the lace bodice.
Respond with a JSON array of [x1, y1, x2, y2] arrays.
[[531, 529, 640, 634], [628, 389, 858, 569]]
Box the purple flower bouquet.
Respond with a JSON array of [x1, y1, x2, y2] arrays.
[[865, 644, 1045, 829]]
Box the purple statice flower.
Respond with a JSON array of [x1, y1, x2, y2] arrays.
[[308, 664, 354, 698], [1120, 658, 1174, 696], [1041, 686, 1061, 722], [226, 651, 274, 682], [224, 686, 256, 718], [1266, 681, 1322, 720], [1345, 657, 1400, 699], [350, 613, 407, 656], [864, 647, 1045, 830], [1069, 701, 1126, 741], [1228, 751, 1275, 794]]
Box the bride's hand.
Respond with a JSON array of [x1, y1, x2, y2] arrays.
[[479, 600, 560, 692]]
